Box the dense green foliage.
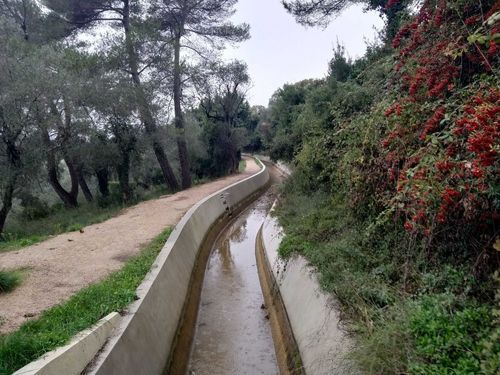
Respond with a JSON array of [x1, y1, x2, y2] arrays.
[[0, 0, 255, 238], [271, 0, 499, 373], [0, 228, 171, 375], [190, 62, 257, 178]]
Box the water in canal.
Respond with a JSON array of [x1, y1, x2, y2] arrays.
[[187, 190, 278, 375]]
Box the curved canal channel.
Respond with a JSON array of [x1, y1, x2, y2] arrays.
[[167, 165, 286, 375]]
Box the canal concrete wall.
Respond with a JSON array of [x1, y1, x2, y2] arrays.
[[259, 204, 359, 375], [13, 313, 120, 375], [85, 161, 270, 375], [253, 154, 293, 176]]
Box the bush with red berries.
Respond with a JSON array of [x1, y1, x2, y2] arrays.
[[379, 0, 499, 261]]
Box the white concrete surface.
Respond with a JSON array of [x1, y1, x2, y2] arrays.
[[253, 154, 293, 176], [261, 204, 358, 375], [86, 160, 270, 375], [13, 312, 120, 375]]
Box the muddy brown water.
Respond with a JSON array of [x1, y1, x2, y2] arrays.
[[187, 189, 279, 375]]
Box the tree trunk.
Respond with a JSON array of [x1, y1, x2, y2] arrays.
[[122, 0, 179, 191], [116, 154, 133, 203], [64, 156, 80, 202], [0, 178, 15, 236], [173, 33, 192, 189], [76, 165, 93, 202], [42, 129, 79, 208], [95, 168, 109, 197], [0, 139, 22, 235]]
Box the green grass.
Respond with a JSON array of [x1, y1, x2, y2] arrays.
[[0, 228, 172, 375], [0, 271, 22, 294], [238, 159, 247, 172], [0, 204, 125, 253], [0, 176, 221, 254], [274, 185, 498, 374], [0, 181, 177, 254]]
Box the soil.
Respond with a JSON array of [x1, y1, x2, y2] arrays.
[[0, 158, 260, 334]]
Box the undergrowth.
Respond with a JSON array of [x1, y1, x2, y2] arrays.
[[0, 183, 174, 253], [274, 180, 498, 374], [0, 228, 171, 375]]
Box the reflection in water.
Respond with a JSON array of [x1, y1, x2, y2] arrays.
[[188, 191, 278, 375], [229, 219, 248, 243], [214, 238, 234, 275]]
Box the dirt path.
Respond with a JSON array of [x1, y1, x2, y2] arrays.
[[0, 158, 260, 334]]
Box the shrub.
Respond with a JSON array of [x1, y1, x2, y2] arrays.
[[19, 196, 50, 221], [0, 271, 21, 293], [409, 293, 496, 374], [380, 1, 499, 263]]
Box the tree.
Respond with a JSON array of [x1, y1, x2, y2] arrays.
[[156, 0, 250, 188], [82, 56, 144, 203], [329, 41, 351, 82], [268, 79, 322, 161], [33, 48, 104, 208], [45, 0, 180, 191], [0, 36, 44, 234], [40, 100, 80, 208], [1, 2, 93, 208], [282, 0, 349, 27], [282, 0, 410, 41], [194, 61, 251, 176], [0, 0, 67, 42]]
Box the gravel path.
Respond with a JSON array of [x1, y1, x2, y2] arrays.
[[0, 158, 260, 334]]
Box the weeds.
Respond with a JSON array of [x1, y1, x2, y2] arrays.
[[409, 294, 494, 374]]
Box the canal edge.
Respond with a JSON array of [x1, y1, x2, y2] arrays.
[[255, 225, 305, 375]]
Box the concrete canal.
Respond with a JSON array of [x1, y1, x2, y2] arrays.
[[167, 165, 285, 375]]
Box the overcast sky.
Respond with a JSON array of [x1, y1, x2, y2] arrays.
[[223, 1, 384, 106]]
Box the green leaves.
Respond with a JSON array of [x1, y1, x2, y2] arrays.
[[409, 294, 495, 375]]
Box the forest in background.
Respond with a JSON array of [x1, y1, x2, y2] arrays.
[[246, 0, 499, 373], [0, 0, 262, 243]]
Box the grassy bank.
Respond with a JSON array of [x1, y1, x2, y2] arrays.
[[0, 165, 252, 254], [274, 184, 498, 374], [0, 204, 124, 253], [0, 183, 174, 253], [0, 228, 172, 375]]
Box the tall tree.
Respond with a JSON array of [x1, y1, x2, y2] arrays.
[[157, 0, 250, 188], [0, 34, 43, 234], [1, 2, 87, 208], [195, 61, 251, 176], [0, 0, 68, 42], [40, 102, 80, 208], [34, 49, 103, 209], [45, 0, 180, 191]]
